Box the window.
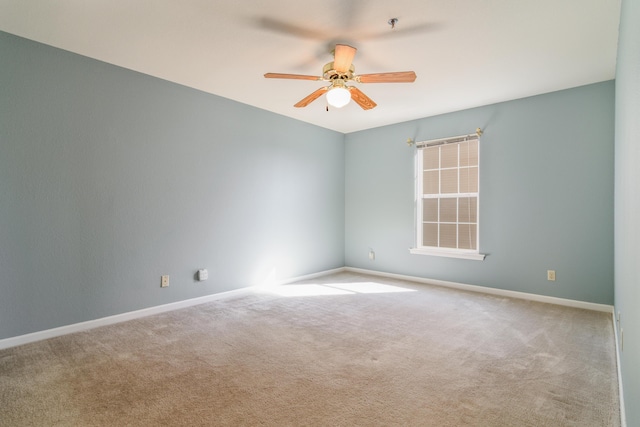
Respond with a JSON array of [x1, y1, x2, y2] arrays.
[[410, 133, 485, 260]]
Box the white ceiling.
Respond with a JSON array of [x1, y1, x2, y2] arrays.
[[0, 0, 621, 133]]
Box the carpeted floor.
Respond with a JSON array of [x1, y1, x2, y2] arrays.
[[0, 272, 620, 426]]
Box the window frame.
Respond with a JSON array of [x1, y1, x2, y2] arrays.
[[409, 134, 486, 261]]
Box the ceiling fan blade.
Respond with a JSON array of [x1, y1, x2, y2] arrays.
[[357, 71, 417, 83], [333, 44, 357, 73], [255, 17, 327, 40], [294, 87, 329, 108], [264, 73, 321, 81], [348, 87, 377, 110]]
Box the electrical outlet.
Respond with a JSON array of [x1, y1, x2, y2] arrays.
[[161, 275, 170, 288], [547, 270, 556, 281], [617, 311, 621, 331], [368, 250, 375, 260]]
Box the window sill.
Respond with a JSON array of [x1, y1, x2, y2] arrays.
[[409, 248, 486, 261]]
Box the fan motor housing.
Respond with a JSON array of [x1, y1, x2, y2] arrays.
[[323, 62, 355, 81]]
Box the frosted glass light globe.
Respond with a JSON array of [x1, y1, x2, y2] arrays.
[[326, 86, 351, 108]]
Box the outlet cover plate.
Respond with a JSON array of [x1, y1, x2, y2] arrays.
[[161, 275, 170, 288]]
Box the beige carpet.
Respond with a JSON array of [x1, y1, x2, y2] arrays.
[[0, 272, 620, 426]]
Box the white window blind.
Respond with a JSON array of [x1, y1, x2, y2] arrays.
[[411, 133, 485, 260]]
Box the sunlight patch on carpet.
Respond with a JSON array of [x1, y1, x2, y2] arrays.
[[267, 284, 354, 297], [264, 281, 417, 297]]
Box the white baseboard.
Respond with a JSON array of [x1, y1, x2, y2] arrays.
[[1, 265, 613, 350], [612, 311, 627, 427], [344, 267, 614, 313], [0, 288, 253, 351], [346, 268, 625, 420], [273, 267, 346, 285], [0, 267, 347, 351]]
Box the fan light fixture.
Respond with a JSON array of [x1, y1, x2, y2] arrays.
[[326, 85, 351, 108], [264, 44, 417, 110]]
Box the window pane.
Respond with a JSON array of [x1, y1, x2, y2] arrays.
[[439, 198, 457, 222], [459, 140, 478, 167], [439, 224, 457, 248], [458, 197, 477, 223], [441, 169, 458, 193], [458, 224, 477, 250], [423, 147, 439, 170], [441, 144, 458, 168], [423, 170, 439, 195], [423, 198, 438, 222], [417, 138, 479, 253], [459, 167, 478, 193], [422, 223, 438, 247]]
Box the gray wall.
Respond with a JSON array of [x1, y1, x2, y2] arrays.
[[0, 32, 345, 340], [345, 81, 614, 305], [615, 0, 640, 424]]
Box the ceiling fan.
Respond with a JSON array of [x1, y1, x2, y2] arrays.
[[264, 44, 416, 110]]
